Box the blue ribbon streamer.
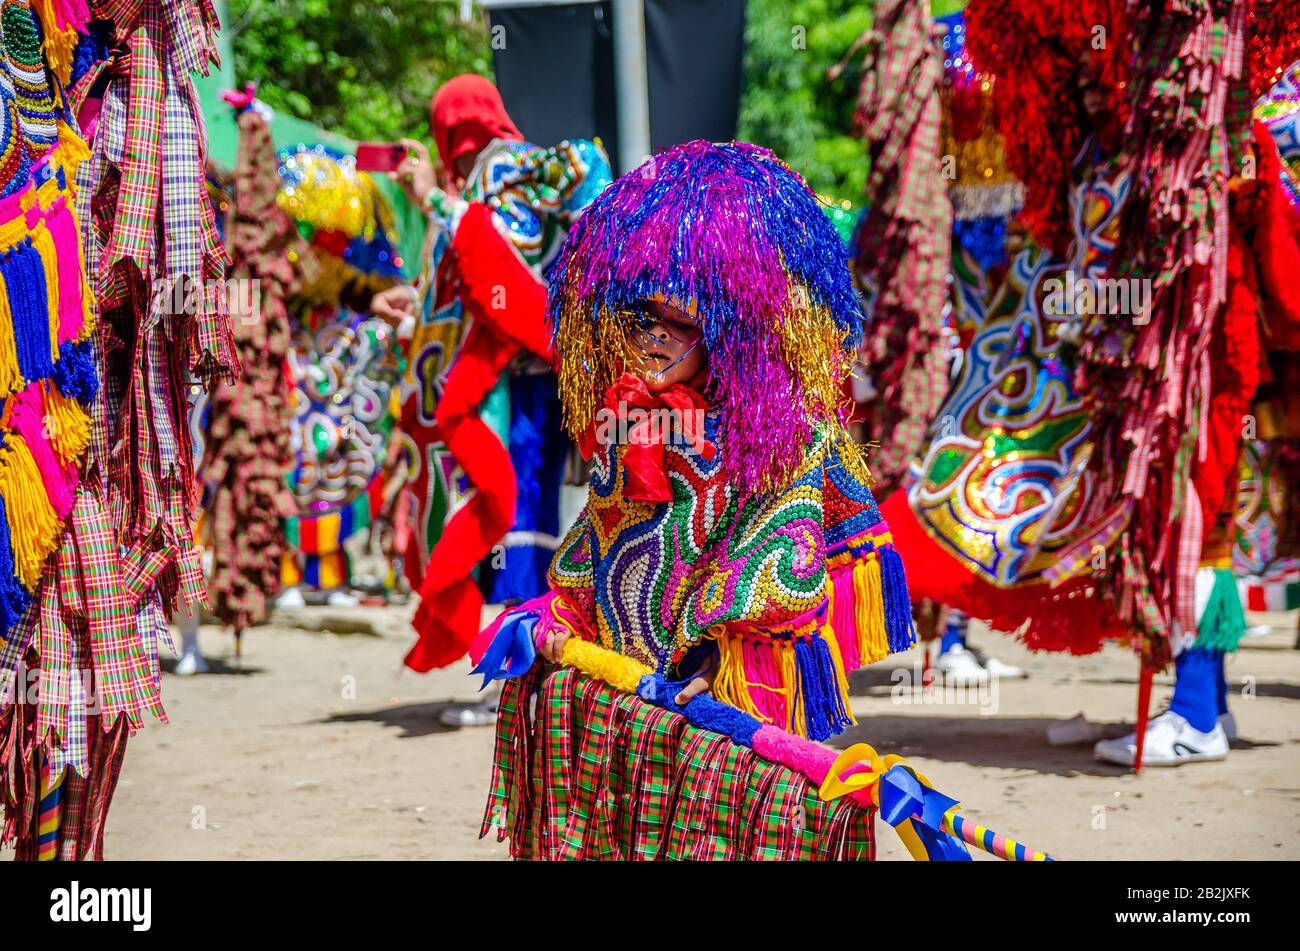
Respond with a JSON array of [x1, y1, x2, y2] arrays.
[[878, 765, 971, 861], [469, 611, 539, 691]]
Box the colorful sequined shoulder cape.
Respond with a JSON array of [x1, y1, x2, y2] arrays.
[[546, 415, 914, 742]]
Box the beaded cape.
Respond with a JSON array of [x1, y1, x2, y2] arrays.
[[545, 411, 914, 742]]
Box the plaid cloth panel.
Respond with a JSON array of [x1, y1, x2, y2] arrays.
[[484, 667, 875, 861], [99, 2, 167, 291], [69, 490, 166, 730], [36, 537, 87, 777], [0, 603, 36, 708]]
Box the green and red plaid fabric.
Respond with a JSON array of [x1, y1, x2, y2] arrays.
[[483, 667, 875, 861]]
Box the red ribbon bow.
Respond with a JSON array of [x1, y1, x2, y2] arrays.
[[582, 373, 715, 503]]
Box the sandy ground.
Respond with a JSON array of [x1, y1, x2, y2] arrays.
[[37, 605, 1300, 861]]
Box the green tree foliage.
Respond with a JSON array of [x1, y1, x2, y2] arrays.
[[228, 0, 493, 143], [738, 0, 872, 203], [229, 0, 877, 202]]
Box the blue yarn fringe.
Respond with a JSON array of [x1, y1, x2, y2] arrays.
[[52, 340, 99, 405], [794, 633, 853, 742], [2, 239, 55, 383], [0, 492, 33, 634], [880, 546, 916, 653]]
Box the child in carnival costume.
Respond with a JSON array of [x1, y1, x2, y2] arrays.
[[471, 141, 917, 859]]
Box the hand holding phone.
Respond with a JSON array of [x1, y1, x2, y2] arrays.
[[355, 142, 409, 173]]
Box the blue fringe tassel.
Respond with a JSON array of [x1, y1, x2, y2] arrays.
[[794, 634, 853, 742], [2, 239, 55, 383], [52, 340, 99, 405], [880, 546, 916, 654], [0, 493, 34, 635]]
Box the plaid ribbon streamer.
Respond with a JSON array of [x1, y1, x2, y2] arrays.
[[851, 0, 953, 496]]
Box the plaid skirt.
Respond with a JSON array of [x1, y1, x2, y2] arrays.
[[482, 665, 876, 861]]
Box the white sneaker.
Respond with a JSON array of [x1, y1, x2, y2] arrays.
[[174, 649, 209, 676], [1093, 711, 1229, 767], [982, 656, 1027, 679], [276, 586, 305, 608], [936, 644, 988, 686], [1219, 712, 1237, 743], [326, 590, 360, 607]]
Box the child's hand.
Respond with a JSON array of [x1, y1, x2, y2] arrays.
[[674, 674, 713, 705], [673, 649, 717, 704], [540, 628, 570, 664]]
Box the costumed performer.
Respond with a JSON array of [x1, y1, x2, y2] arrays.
[[469, 140, 918, 859], [370, 75, 611, 727]]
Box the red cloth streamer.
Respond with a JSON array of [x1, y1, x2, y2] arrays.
[[406, 203, 550, 672]]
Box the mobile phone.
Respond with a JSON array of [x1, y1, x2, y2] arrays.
[[355, 142, 409, 173]]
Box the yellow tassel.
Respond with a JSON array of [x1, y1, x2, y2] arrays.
[[28, 223, 62, 365], [0, 435, 63, 589], [40, 382, 92, 466], [0, 283, 23, 398], [55, 121, 91, 170], [853, 555, 890, 665], [709, 634, 770, 723], [0, 205, 29, 249], [32, 2, 77, 86]]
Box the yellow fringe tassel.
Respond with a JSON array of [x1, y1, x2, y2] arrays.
[[0, 435, 63, 590], [55, 121, 91, 169], [32, 2, 77, 86], [561, 637, 650, 695], [40, 382, 92, 466], [0, 283, 24, 398], [710, 634, 778, 724], [853, 555, 890, 665], [28, 223, 62, 365]]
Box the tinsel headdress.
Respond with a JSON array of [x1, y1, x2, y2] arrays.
[[547, 139, 862, 493]]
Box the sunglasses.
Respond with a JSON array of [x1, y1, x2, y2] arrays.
[[620, 303, 703, 347]]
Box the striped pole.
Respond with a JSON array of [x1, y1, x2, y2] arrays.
[[37, 756, 64, 861], [943, 812, 1052, 862]]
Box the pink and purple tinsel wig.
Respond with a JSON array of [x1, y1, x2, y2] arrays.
[[546, 140, 864, 494]]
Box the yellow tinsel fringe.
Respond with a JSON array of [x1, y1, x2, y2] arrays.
[[40, 382, 92, 466], [0, 434, 63, 589]]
